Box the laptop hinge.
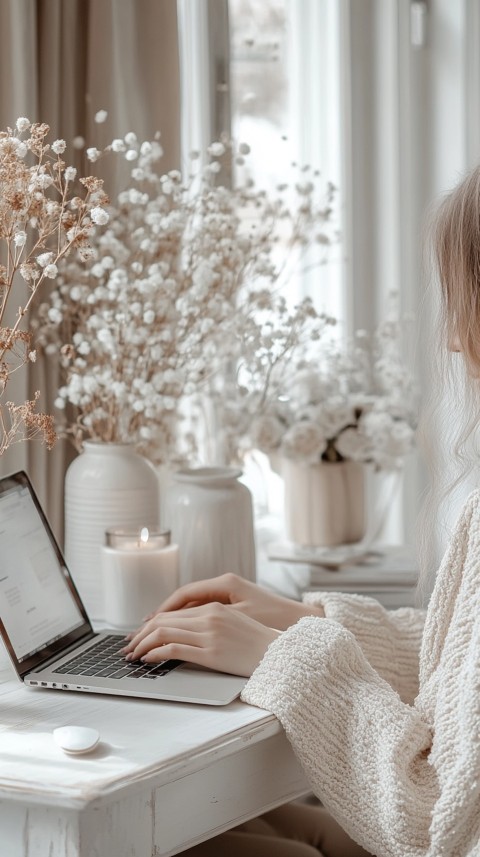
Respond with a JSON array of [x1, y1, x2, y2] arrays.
[[26, 630, 97, 676]]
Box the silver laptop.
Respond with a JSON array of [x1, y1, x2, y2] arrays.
[[0, 471, 246, 706]]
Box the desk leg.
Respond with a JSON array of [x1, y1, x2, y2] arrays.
[[2, 803, 80, 856], [1, 793, 154, 857]]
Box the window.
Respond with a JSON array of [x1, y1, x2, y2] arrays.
[[178, 0, 344, 317], [228, 0, 344, 318]]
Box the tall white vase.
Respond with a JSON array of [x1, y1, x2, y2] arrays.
[[64, 441, 160, 621], [283, 459, 366, 547], [164, 467, 256, 585]]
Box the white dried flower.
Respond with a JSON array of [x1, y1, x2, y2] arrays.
[[44, 264, 58, 279], [86, 147, 101, 162], [13, 231, 27, 248], [78, 246, 95, 261], [16, 117, 30, 132], [97, 329, 112, 344], [64, 166, 77, 182], [90, 206, 109, 225], [47, 307, 62, 323], [46, 200, 60, 216], [33, 173, 54, 190], [52, 139, 66, 154], [14, 140, 28, 158], [37, 252, 54, 268], [94, 109, 108, 124], [208, 142, 226, 157]]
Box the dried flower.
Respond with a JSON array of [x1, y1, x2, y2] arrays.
[[35, 134, 336, 464], [90, 206, 109, 225], [94, 110, 108, 124], [13, 231, 27, 247], [51, 139, 66, 155], [16, 118, 31, 133], [1, 393, 56, 455], [86, 147, 101, 162], [0, 119, 108, 454]]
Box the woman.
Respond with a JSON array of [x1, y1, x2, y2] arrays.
[[123, 167, 480, 857]]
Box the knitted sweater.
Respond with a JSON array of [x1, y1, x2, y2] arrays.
[[241, 491, 480, 857]]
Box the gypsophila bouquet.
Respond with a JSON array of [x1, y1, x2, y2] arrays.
[[0, 119, 109, 454], [213, 312, 418, 471], [34, 126, 336, 464]]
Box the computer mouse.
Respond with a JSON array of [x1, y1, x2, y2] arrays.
[[53, 725, 100, 755]]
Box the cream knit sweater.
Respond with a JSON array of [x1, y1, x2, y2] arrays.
[[241, 491, 480, 857]]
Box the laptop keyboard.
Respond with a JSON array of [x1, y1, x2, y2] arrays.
[[52, 634, 181, 680]]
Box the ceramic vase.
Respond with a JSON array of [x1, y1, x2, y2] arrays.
[[64, 441, 160, 621], [163, 467, 256, 585], [282, 459, 366, 547]]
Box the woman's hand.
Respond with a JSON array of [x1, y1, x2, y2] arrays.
[[141, 573, 324, 630], [122, 602, 281, 677]]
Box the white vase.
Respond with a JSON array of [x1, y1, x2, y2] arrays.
[[164, 467, 256, 585], [282, 459, 366, 547], [64, 441, 160, 621]]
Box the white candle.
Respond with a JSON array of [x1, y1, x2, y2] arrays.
[[101, 528, 179, 631]]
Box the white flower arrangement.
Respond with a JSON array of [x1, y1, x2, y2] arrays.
[[34, 125, 337, 464], [212, 314, 418, 471]]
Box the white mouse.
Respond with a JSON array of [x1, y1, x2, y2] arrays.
[[53, 725, 100, 755]]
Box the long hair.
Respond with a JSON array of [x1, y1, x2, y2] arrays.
[[436, 166, 480, 367], [416, 165, 480, 604]]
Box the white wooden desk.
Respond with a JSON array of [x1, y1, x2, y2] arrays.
[[0, 659, 309, 857]]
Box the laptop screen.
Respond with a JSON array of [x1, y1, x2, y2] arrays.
[[0, 471, 91, 677]]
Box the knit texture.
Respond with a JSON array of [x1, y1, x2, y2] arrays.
[[242, 491, 480, 857]]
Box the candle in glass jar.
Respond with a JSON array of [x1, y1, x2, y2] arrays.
[[101, 528, 179, 631]]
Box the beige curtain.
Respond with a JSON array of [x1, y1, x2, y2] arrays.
[[0, 0, 181, 542]]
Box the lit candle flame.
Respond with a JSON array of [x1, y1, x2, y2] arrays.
[[139, 527, 149, 546]]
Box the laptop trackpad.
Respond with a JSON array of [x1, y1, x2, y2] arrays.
[[166, 662, 247, 705]]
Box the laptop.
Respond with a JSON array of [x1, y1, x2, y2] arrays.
[[0, 471, 247, 706]]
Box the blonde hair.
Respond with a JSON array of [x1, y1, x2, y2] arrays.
[[417, 165, 480, 603], [435, 165, 480, 370]]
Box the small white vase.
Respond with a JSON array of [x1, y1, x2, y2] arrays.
[[283, 459, 366, 547], [163, 467, 256, 585], [64, 441, 160, 621]]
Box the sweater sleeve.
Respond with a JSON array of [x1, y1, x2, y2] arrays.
[[241, 617, 437, 857], [301, 591, 426, 704]]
